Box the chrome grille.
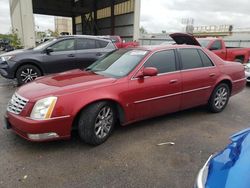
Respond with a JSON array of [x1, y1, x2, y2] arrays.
[[7, 93, 29, 115]]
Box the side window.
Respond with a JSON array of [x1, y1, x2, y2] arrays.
[[144, 50, 176, 74], [198, 49, 214, 67], [51, 39, 75, 52], [210, 40, 222, 50], [76, 38, 96, 50], [179, 49, 203, 70], [96, 40, 108, 48]]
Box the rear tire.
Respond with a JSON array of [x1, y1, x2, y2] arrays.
[[208, 83, 230, 113], [78, 101, 116, 145], [16, 64, 42, 85]]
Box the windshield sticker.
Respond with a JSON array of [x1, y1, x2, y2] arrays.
[[129, 50, 147, 56]]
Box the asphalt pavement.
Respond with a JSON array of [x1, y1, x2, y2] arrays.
[[0, 76, 250, 188]]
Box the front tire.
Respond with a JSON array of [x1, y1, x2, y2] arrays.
[[208, 83, 230, 113], [78, 101, 116, 145], [16, 64, 42, 85]]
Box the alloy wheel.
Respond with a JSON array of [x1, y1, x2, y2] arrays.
[[214, 87, 228, 109], [20, 68, 38, 83], [94, 106, 113, 139]]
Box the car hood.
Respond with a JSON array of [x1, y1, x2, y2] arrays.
[[205, 128, 250, 188], [0, 48, 35, 57], [169, 33, 201, 46], [16, 69, 117, 101]]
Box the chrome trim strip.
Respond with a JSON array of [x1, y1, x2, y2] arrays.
[[134, 86, 212, 104], [27, 115, 71, 121], [182, 86, 212, 94], [232, 78, 246, 83], [134, 92, 182, 104], [180, 66, 216, 73]]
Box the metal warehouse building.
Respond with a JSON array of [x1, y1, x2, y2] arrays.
[[9, 0, 141, 48]]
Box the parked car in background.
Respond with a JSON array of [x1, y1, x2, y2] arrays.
[[0, 38, 14, 52], [0, 35, 116, 85], [99, 35, 139, 48], [4, 45, 245, 145], [3, 44, 15, 52], [195, 128, 250, 188], [40, 37, 55, 43], [245, 63, 250, 83], [170, 33, 250, 64]]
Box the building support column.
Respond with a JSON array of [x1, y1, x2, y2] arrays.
[[9, 0, 36, 48], [72, 16, 76, 34], [111, 0, 115, 35], [133, 0, 141, 41]]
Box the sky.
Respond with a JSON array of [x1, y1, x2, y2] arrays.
[[1, 0, 250, 34]]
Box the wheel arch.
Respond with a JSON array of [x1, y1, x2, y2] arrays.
[[234, 55, 245, 63], [15, 61, 44, 77], [71, 98, 126, 130], [214, 79, 232, 95]]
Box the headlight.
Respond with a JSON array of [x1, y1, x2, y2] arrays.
[[30, 97, 57, 120], [1, 55, 14, 61]]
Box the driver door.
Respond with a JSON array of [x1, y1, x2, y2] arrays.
[[42, 39, 77, 74], [129, 50, 182, 121]]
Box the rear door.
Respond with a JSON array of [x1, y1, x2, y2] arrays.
[[129, 49, 182, 121], [75, 38, 111, 69], [42, 38, 77, 73], [178, 48, 219, 110]]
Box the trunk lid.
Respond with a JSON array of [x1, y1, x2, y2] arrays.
[[169, 33, 201, 46]]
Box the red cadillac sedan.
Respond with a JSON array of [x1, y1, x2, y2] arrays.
[[4, 45, 246, 145]]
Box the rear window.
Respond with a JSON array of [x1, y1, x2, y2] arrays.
[[76, 38, 96, 50], [96, 40, 108, 48], [198, 49, 214, 67]]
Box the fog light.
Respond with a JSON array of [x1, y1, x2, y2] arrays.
[[27, 133, 59, 140]]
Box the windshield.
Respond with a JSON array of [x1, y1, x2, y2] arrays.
[[34, 38, 57, 50], [197, 39, 211, 48], [87, 49, 149, 78]]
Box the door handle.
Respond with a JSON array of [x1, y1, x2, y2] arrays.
[[68, 54, 75, 57], [209, 73, 216, 77], [96, 53, 102, 56], [169, 79, 178, 84]]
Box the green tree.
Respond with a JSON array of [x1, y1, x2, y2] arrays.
[[140, 26, 148, 34], [0, 29, 22, 49]]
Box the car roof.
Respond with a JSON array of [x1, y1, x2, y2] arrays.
[[57, 35, 111, 42], [133, 44, 203, 52]]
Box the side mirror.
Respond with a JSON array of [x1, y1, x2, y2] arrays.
[[45, 47, 53, 54], [136, 67, 158, 78]]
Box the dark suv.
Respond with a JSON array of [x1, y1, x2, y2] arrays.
[[0, 36, 116, 85]]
